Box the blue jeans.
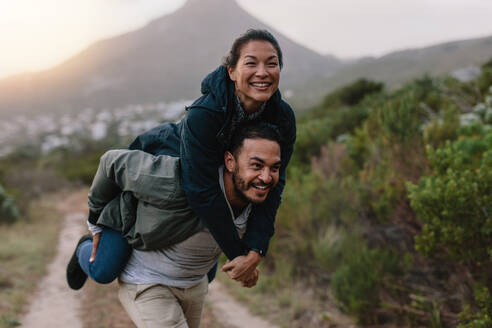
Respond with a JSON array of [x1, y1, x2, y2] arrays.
[[76, 228, 218, 284], [76, 228, 132, 284]]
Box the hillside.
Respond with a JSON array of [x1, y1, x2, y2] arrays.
[[290, 34, 492, 111], [260, 58, 492, 326], [0, 0, 341, 117]]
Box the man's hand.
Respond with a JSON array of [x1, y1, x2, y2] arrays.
[[241, 269, 259, 288], [221, 250, 261, 282], [89, 233, 101, 263]]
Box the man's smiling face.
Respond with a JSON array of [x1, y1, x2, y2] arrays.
[[227, 138, 281, 205]]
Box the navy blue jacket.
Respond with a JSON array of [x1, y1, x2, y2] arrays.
[[129, 66, 296, 260]]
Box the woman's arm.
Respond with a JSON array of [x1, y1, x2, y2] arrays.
[[179, 108, 249, 260], [241, 107, 296, 255]]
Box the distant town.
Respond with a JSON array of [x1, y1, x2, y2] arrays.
[[0, 100, 191, 157]]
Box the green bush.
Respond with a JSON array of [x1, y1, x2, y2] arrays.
[[408, 130, 492, 264], [424, 107, 460, 148], [377, 91, 422, 144], [312, 225, 344, 272], [0, 184, 19, 224], [412, 75, 442, 109], [37, 145, 107, 186], [346, 126, 371, 169], [331, 238, 405, 324], [477, 58, 492, 97], [292, 118, 333, 167], [331, 104, 371, 139], [459, 285, 492, 328], [304, 79, 384, 121], [335, 79, 384, 106], [273, 146, 362, 270], [56, 151, 104, 185]]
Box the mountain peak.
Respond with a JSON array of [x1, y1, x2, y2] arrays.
[[0, 0, 341, 116], [183, 0, 238, 8], [175, 0, 242, 17]]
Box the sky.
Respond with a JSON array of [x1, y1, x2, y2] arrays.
[[1, 0, 492, 79]]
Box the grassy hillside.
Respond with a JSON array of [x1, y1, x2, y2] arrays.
[[255, 57, 492, 326]]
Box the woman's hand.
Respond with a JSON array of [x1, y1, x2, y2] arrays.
[[221, 250, 261, 282], [241, 269, 259, 288]]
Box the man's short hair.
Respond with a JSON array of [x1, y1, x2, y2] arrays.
[[228, 122, 282, 156]]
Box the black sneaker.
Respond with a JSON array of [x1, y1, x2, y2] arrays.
[[66, 234, 93, 290]]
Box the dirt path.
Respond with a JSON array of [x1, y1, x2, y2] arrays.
[[20, 190, 88, 328], [18, 189, 303, 328], [207, 282, 279, 328]]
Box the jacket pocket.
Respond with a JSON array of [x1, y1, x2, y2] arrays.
[[127, 154, 181, 207]]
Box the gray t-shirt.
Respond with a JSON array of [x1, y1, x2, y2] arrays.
[[119, 166, 251, 288]]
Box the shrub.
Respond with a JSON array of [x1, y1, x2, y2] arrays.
[[325, 78, 384, 107], [56, 151, 104, 185], [407, 130, 492, 264], [331, 238, 405, 324], [424, 107, 460, 148], [412, 75, 442, 109], [312, 225, 343, 272], [291, 118, 333, 167], [471, 86, 492, 125], [477, 58, 492, 97], [38, 146, 107, 186], [0, 184, 19, 224], [346, 126, 371, 169], [330, 104, 370, 139], [272, 143, 362, 272], [305, 79, 384, 121], [377, 91, 422, 144], [459, 285, 492, 328]]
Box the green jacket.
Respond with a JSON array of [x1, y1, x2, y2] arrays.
[[88, 150, 204, 250]]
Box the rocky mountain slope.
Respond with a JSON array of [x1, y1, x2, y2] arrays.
[[0, 0, 341, 117]]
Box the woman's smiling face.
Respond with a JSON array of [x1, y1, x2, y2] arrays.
[[227, 40, 280, 113]]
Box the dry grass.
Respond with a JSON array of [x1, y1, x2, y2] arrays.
[[0, 192, 67, 327]]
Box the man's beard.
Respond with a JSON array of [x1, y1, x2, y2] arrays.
[[232, 167, 271, 205]]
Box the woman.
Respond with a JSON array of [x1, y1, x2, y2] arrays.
[[68, 29, 296, 293]]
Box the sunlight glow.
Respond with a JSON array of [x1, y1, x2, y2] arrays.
[[0, 0, 185, 78], [1, 0, 492, 79]]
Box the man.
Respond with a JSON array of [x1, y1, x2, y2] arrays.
[[68, 122, 282, 327]]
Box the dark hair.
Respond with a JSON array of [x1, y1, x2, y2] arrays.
[[223, 29, 283, 69], [228, 122, 283, 156]]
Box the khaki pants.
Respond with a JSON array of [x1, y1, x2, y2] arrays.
[[118, 279, 208, 328]]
